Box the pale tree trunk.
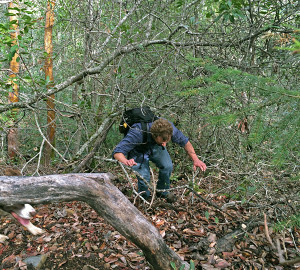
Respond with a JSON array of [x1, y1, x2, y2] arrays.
[[7, 1, 20, 159], [43, 0, 56, 165], [72, 81, 83, 155], [0, 173, 189, 270]]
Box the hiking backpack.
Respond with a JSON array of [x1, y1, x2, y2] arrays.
[[119, 106, 159, 144]]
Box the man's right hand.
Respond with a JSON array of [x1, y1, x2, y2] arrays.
[[114, 153, 137, 167], [123, 158, 137, 167]]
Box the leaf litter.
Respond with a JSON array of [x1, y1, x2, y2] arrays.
[[0, 174, 299, 270]]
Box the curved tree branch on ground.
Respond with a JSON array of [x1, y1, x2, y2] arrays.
[[0, 173, 189, 270]]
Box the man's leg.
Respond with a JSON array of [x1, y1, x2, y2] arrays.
[[130, 154, 151, 198], [150, 145, 173, 196]]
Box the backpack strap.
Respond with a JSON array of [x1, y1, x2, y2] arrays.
[[141, 122, 148, 144]]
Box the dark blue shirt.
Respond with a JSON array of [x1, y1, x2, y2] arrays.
[[112, 120, 189, 158]]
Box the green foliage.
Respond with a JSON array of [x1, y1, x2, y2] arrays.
[[215, 0, 246, 23], [0, 2, 37, 63], [170, 260, 195, 270], [232, 177, 259, 200], [176, 56, 299, 169], [273, 213, 300, 232]]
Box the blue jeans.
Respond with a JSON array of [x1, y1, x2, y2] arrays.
[[130, 145, 173, 198]]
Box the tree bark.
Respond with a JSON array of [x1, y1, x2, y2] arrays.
[[0, 173, 189, 270], [43, 0, 56, 165], [7, 1, 20, 159], [72, 118, 115, 173]]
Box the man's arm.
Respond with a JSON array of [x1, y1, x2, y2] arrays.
[[112, 123, 144, 166], [113, 152, 137, 167], [184, 141, 207, 171]]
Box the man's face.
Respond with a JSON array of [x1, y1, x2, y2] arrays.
[[154, 136, 170, 147]]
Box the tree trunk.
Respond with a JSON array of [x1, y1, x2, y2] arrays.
[[72, 118, 115, 173], [72, 81, 83, 155], [0, 173, 189, 270], [43, 0, 56, 165], [7, 1, 20, 159]]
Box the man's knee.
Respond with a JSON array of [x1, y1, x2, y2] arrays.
[[159, 162, 173, 173]]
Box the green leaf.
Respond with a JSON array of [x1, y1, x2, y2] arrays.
[[189, 260, 195, 270], [205, 211, 210, 219], [5, 13, 17, 17], [8, 6, 20, 11], [9, 20, 18, 25], [206, 12, 213, 18], [214, 13, 224, 22], [10, 44, 18, 53], [170, 261, 177, 270], [175, 0, 184, 8], [0, 23, 8, 30]]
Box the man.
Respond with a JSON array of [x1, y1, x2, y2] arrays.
[[113, 118, 206, 202]]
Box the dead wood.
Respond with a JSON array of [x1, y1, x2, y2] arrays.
[[263, 212, 276, 249], [0, 173, 189, 270], [216, 220, 261, 253]]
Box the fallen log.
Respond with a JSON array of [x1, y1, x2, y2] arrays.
[[0, 173, 189, 270]]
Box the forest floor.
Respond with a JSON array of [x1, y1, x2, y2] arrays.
[[0, 169, 299, 270]]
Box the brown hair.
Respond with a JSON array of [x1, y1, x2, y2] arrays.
[[150, 118, 173, 141]]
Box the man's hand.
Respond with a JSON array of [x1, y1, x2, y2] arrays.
[[193, 158, 207, 171], [184, 141, 207, 172], [114, 153, 137, 167], [123, 158, 137, 167]]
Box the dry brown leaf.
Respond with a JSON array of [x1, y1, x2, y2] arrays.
[[214, 259, 231, 268]]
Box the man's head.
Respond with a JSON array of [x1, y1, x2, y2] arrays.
[[150, 118, 173, 147]]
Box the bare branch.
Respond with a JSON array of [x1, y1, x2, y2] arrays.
[[0, 173, 189, 270]]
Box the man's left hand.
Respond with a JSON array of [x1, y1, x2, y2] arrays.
[[193, 159, 207, 171]]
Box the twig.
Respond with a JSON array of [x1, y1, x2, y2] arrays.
[[33, 139, 45, 176], [276, 238, 300, 266], [102, 158, 153, 191], [289, 228, 300, 254], [281, 231, 287, 259], [263, 212, 275, 249], [21, 144, 43, 175], [276, 238, 285, 263], [264, 214, 300, 266], [279, 256, 300, 266], [32, 108, 68, 162], [118, 161, 149, 205], [188, 169, 199, 204], [185, 186, 235, 219], [221, 201, 242, 210], [85, 265, 99, 270], [148, 167, 156, 209]]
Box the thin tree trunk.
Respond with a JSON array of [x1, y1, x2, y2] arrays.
[[72, 118, 115, 172], [44, 0, 56, 165], [0, 173, 189, 270], [72, 81, 83, 155], [7, 1, 20, 159]]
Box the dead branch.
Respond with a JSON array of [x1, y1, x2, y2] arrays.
[[0, 173, 189, 270], [276, 238, 300, 266], [263, 212, 275, 249]]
